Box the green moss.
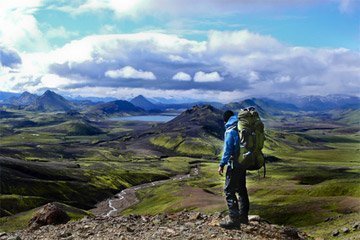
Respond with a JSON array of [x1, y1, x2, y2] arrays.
[[160, 157, 199, 174], [302, 212, 360, 239], [176, 138, 217, 156], [150, 134, 222, 157], [304, 179, 360, 197], [149, 134, 184, 150]]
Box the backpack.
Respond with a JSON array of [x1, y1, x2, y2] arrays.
[[237, 107, 266, 177]]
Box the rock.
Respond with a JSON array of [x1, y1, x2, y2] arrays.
[[325, 217, 333, 222], [342, 227, 350, 233], [58, 231, 72, 238], [212, 212, 222, 219], [353, 222, 360, 230], [189, 212, 201, 220], [6, 237, 21, 240], [126, 226, 134, 232], [165, 227, 176, 235], [282, 227, 300, 239], [28, 203, 70, 229], [141, 216, 149, 222], [195, 220, 204, 226], [179, 226, 188, 232], [184, 222, 195, 228], [249, 215, 261, 222], [152, 218, 161, 224], [208, 218, 220, 226], [332, 230, 340, 237]]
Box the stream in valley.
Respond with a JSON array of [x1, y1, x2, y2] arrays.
[[91, 166, 199, 217]]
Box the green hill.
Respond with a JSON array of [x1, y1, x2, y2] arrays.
[[87, 100, 144, 116], [44, 120, 103, 136]]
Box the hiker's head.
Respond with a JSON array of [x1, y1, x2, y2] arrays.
[[223, 110, 234, 123]]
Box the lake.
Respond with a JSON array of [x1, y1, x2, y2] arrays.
[[109, 114, 178, 122]]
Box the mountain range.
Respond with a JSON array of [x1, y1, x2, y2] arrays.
[[264, 94, 359, 111], [0, 90, 358, 114]]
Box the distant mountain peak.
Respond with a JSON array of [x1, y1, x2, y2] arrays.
[[21, 91, 32, 95], [25, 90, 74, 112], [130, 95, 159, 111], [184, 104, 217, 114], [43, 90, 57, 96], [6, 91, 38, 106], [132, 94, 146, 100]]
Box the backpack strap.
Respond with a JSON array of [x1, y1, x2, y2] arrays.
[[226, 125, 237, 132]]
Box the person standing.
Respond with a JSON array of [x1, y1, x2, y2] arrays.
[[218, 110, 249, 229]]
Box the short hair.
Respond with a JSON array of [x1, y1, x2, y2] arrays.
[[223, 110, 234, 123]]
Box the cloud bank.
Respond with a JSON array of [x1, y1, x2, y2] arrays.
[[1, 30, 359, 102]]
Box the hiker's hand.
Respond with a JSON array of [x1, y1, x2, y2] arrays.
[[218, 166, 224, 176]]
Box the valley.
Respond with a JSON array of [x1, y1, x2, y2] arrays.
[[0, 91, 359, 239]]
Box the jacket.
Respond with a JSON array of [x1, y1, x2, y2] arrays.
[[219, 115, 240, 169]]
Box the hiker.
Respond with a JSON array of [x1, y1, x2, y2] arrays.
[[218, 110, 249, 229]]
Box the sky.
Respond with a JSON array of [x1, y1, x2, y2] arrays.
[[0, 0, 359, 102]]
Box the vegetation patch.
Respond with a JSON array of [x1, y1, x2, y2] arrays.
[[176, 137, 218, 156], [0, 195, 48, 217], [122, 182, 184, 215], [149, 134, 184, 150]]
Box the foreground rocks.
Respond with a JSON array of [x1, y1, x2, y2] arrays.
[[7, 211, 309, 240], [28, 203, 70, 230]]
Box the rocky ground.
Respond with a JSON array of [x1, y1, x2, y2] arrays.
[[4, 211, 309, 240]]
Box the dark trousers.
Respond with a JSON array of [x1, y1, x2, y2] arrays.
[[224, 167, 249, 218]]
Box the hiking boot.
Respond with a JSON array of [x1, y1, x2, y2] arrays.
[[239, 215, 249, 225], [219, 217, 240, 229]]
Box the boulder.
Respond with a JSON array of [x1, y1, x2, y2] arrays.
[[28, 203, 70, 229]]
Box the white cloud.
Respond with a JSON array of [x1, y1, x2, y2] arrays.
[[1, 30, 359, 99], [40, 74, 79, 88], [45, 26, 79, 40], [55, 0, 144, 18], [105, 66, 156, 80], [208, 30, 282, 55], [194, 71, 223, 82], [172, 72, 192, 81], [248, 71, 260, 83], [64, 86, 246, 103], [0, 0, 49, 52]]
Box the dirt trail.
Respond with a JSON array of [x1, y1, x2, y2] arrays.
[[91, 166, 199, 217]]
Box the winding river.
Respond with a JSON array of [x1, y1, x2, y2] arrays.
[[91, 166, 199, 217]]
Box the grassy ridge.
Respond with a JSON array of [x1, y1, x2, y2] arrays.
[[150, 134, 222, 157]]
